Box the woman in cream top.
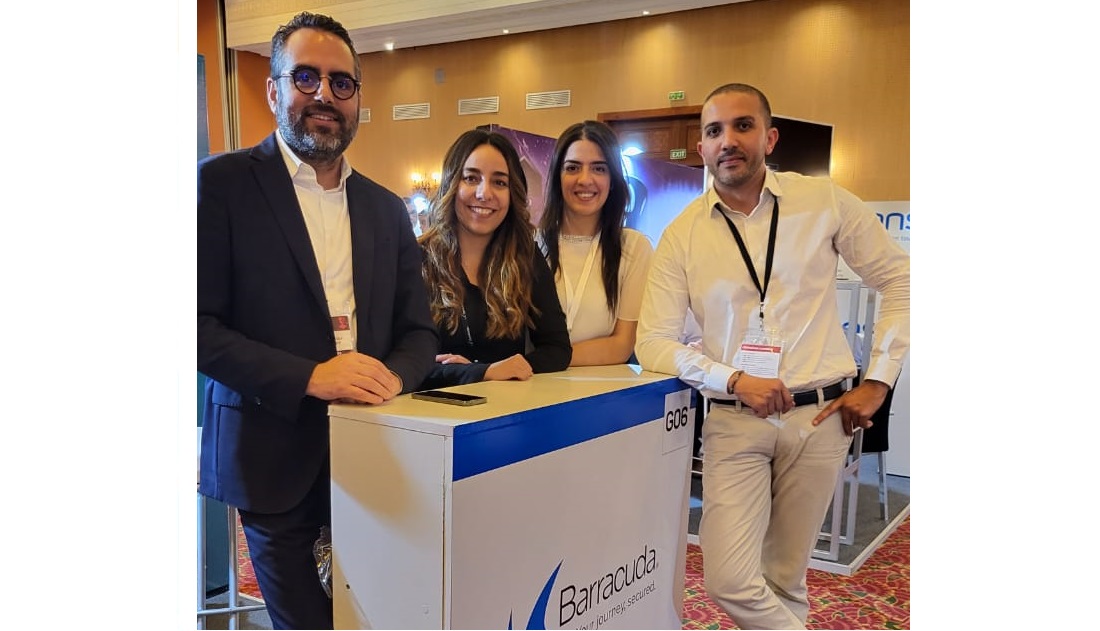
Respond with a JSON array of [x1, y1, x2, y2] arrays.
[[538, 121, 654, 366]]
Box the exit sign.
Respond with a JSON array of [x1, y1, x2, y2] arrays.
[[670, 148, 688, 160], [668, 90, 685, 101]]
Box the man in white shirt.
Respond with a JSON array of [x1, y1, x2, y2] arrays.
[[635, 83, 909, 629]]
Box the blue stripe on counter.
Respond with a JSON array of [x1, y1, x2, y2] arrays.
[[453, 378, 692, 481]]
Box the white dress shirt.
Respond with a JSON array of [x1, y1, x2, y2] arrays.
[[275, 132, 356, 350], [636, 169, 909, 399]]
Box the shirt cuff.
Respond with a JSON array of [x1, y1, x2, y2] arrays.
[[704, 365, 739, 397], [862, 359, 902, 390]]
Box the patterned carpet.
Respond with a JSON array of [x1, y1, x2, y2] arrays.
[[236, 521, 257, 599], [682, 517, 910, 629], [235, 517, 910, 629]]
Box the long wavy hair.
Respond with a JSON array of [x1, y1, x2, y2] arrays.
[[539, 120, 629, 314], [419, 129, 536, 339]]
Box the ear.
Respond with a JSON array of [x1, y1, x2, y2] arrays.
[[765, 126, 779, 155], [696, 139, 704, 159], [266, 77, 278, 114]]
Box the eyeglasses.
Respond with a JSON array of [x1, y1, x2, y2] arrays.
[[276, 67, 360, 101]]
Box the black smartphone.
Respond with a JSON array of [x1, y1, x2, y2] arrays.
[[411, 390, 487, 406]]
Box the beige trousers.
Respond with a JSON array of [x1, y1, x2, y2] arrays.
[[699, 398, 851, 630]]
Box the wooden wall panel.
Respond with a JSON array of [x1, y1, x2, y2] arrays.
[[211, 0, 909, 202], [197, 0, 226, 155], [237, 52, 276, 149]]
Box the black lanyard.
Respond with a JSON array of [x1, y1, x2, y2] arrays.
[[461, 307, 475, 347], [719, 198, 779, 322]]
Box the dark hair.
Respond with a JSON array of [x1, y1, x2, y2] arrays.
[[419, 130, 536, 339], [539, 120, 628, 314], [270, 12, 360, 80], [703, 83, 773, 128]]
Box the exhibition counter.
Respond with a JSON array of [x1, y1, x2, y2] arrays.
[[329, 364, 695, 629]]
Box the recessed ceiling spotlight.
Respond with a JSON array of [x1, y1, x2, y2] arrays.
[[502, 29, 510, 34], [384, 41, 395, 51], [642, 10, 651, 16]]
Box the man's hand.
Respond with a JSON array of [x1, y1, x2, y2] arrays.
[[436, 353, 471, 365], [731, 373, 794, 418], [812, 379, 890, 436], [306, 352, 402, 405], [484, 354, 534, 381]]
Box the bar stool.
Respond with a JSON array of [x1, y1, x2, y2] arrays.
[[811, 381, 896, 561], [860, 383, 897, 521], [812, 427, 864, 561], [197, 429, 266, 628]]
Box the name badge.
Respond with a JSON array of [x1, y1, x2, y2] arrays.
[[332, 314, 354, 354], [735, 321, 785, 378]]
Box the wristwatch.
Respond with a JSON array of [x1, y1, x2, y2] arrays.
[[727, 370, 744, 395]]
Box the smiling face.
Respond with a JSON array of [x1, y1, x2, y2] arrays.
[[560, 139, 611, 233], [454, 143, 511, 243], [697, 90, 778, 196], [266, 27, 360, 166]]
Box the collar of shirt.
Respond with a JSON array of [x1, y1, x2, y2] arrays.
[[704, 168, 784, 219], [274, 130, 353, 191]]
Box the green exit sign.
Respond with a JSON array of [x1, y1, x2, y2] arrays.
[[670, 148, 688, 160], [668, 90, 685, 101]]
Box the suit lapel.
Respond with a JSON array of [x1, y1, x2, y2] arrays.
[[250, 134, 329, 316]]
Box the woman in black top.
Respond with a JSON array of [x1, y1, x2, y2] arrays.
[[418, 130, 571, 388]]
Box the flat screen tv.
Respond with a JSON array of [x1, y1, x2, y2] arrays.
[[767, 115, 833, 177]]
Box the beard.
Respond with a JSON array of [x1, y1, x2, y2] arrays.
[[275, 98, 357, 165], [711, 150, 765, 190]]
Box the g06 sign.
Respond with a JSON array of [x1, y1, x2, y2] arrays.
[[666, 406, 690, 431], [661, 388, 693, 454]]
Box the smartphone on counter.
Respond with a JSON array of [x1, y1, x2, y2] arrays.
[[411, 390, 487, 406]]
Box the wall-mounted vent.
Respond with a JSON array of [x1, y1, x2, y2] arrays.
[[393, 103, 430, 120], [526, 90, 571, 110], [358, 108, 371, 124], [458, 96, 500, 116]]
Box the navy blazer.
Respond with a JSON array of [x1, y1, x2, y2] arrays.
[[197, 133, 438, 514]]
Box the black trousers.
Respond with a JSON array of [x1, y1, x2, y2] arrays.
[[237, 462, 333, 630]]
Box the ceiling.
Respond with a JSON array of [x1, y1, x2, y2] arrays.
[[224, 0, 754, 57]]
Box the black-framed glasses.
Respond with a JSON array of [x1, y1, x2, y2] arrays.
[[276, 67, 360, 100]]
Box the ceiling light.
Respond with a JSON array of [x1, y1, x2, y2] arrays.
[[502, 29, 510, 34], [642, 10, 651, 16], [384, 41, 395, 51]]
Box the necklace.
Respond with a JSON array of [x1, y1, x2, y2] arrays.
[[560, 233, 596, 243]]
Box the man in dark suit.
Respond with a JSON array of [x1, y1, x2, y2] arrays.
[[197, 12, 438, 629]]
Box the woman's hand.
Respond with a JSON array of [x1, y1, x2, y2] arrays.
[[436, 353, 471, 365], [484, 354, 534, 381]]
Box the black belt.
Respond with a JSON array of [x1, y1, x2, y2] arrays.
[[710, 381, 846, 408]]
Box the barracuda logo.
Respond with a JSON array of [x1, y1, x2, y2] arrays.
[[559, 546, 656, 626], [508, 562, 562, 630], [508, 546, 657, 629]]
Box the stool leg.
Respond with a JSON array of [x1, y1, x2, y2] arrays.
[[841, 459, 858, 544], [228, 507, 241, 630], [827, 473, 843, 560], [813, 471, 844, 561], [197, 494, 207, 629], [877, 452, 890, 521], [841, 428, 863, 543]]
